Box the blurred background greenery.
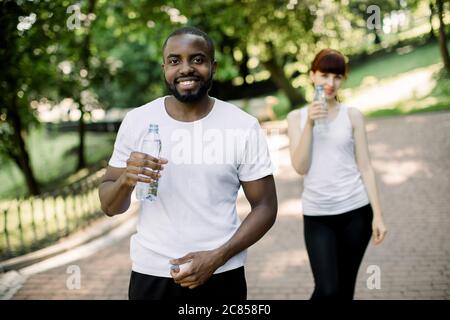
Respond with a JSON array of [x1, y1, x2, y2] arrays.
[[1, 0, 449, 200]]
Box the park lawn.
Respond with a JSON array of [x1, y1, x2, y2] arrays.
[[344, 40, 450, 89], [365, 72, 450, 118], [0, 127, 116, 200]]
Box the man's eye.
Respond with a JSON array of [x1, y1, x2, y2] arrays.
[[193, 57, 203, 63], [169, 59, 179, 64]]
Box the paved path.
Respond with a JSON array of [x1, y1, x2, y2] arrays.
[[9, 111, 450, 299]]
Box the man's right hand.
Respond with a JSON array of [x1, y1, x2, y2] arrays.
[[121, 151, 168, 187]]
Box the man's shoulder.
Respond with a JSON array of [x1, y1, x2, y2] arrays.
[[214, 98, 258, 127], [126, 97, 164, 119]]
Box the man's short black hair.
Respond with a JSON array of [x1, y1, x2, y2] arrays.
[[162, 26, 215, 61]]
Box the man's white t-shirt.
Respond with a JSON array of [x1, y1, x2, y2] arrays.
[[108, 96, 274, 277]]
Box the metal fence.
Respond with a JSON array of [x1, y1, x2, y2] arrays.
[[45, 121, 121, 133], [0, 168, 106, 261]]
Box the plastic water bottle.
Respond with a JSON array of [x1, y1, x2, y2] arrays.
[[135, 124, 161, 202], [313, 85, 328, 134]]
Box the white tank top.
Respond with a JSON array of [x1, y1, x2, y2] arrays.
[[299, 104, 369, 216]]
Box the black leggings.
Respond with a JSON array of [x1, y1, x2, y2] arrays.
[[303, 204, 373, 300]]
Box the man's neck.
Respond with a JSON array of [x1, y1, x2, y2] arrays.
[[165, 95, 214, 122]]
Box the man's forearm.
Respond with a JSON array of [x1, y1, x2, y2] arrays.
[[215, 203, 277, 265], [99, 175, 134, 216]]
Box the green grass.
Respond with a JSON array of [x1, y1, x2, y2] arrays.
[[0, 127, 116, 199], [365, 72, 450, 118], [271, 92, 291, 120], [344, 40, 450, 89], [365, 102, 450, 118]]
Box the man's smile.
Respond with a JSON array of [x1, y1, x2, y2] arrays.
[[176, 77, 200, 90]]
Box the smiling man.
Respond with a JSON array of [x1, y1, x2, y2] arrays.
[[98, 27, 278, 300]]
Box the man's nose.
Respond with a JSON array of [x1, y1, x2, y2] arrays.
[[179, 61, 194, 74]]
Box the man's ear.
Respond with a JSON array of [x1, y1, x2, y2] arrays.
[[212, 60, 217, 75]]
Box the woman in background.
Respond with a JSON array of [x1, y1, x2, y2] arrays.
[[287, 49, 387, 300]]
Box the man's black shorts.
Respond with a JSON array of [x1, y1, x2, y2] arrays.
[[128, 266, 247, 300]]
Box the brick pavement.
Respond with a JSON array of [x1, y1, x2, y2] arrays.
[[9, 111, 450, 300]]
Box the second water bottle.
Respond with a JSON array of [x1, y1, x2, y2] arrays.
[[313, 85, 328, 134]]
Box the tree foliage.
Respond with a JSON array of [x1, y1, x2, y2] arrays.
[[1, 0, 445, 196]]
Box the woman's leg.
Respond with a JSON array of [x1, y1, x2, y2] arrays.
[[336, 204, 373, 299], [304, 215, 340, 300]]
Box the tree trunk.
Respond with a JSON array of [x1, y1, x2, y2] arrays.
[[77, 102, 86, 170], [373, 29, 381, 45], [436, 0, 450, 73], [76, 0, 97, 170], [428, 2, 436, 40], [1, 2, 40, 195], [9, 100, 40, 195], [262, 43, 306, 110], [263, 58, 306, 110]]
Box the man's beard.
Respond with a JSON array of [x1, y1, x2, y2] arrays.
[[165, 75, 213, 103]]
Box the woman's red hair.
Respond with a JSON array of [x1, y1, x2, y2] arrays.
[[311, 49, 348, 78]]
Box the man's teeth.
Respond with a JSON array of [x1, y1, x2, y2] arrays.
[[179, 80, 195, 85]]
